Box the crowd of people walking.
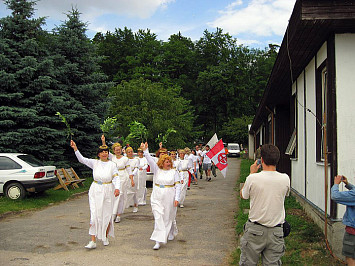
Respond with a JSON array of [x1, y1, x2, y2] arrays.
[[70, 136, 217, 250]]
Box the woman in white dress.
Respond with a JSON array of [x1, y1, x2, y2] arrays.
[[126, 147, 140, 212], [137, 148, 148, 205], [141, 142, 181, 250], [101, 135, 134, 223], [70, 140, 120, 249], [178, 149, 190, 208]]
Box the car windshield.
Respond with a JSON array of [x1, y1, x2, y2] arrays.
[[229, 145, 240, 150], [18, 154, 44, 167]]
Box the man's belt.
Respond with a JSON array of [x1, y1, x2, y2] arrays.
[[94, 180, 112, 185], [248, 219, 282, 227]]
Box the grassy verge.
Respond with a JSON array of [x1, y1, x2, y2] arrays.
[[0, 177, 92, 216], [231, 159, 341, 265]]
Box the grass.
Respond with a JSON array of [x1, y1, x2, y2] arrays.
[[231, 159, 342, 265], [0, 177, 92, 216]]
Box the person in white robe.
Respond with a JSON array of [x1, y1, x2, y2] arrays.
[[137, 148, 148, 205], [126, 147, 140, 212], [191, 149, 200, 183], [70, 140, 120, 249], [178, 149, 190, 208], [184, 147, 197, 188], [141, 142, 181, 250], [101, 135, 134, 223]]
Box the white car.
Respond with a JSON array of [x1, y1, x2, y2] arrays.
[[0, 153, 57, 200], [227, 143, 241, 157]]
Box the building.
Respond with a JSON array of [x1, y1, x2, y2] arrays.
[[248, 0, 355, 258]]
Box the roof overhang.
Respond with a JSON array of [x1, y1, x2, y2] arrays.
[[250, 0, 355, 133]]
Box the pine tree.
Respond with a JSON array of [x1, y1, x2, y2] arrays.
[[0, 0, 65, 165], [51, 8, 112, 165]]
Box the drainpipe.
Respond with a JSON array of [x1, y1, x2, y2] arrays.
[[265, 106, 274, 145]]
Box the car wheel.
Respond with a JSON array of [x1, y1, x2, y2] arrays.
[[5, 182, 26, 200]]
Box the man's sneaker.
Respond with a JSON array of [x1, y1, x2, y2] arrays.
[[180, 204, 184, 208], [208, 177, 212, 182], [85, 241, 96, 249], [115, 216, 121, 223], [153, 242, 161, 250], [103, 239, 109, 246], [133, 207, 138, 213]]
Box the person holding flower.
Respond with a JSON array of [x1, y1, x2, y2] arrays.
[[70, 140, 120, 249]]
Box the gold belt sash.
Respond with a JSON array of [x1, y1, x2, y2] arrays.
[[94, 180, 112, 185]]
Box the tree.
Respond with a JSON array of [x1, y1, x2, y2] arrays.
[[50, 8, 112, 166], [0, 0, 65, 164], [219, 115, 254, 145], [108, 78, 196, 150]]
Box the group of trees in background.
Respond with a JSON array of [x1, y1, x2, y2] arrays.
[[0, 0, 278, 169]]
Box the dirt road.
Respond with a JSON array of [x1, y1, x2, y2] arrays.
[[0, 158, 240, 266]]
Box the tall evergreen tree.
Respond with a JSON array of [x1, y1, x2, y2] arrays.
[[0, 0, 65, 164], [51, 8, 112, 165]]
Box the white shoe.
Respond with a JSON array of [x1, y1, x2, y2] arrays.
[[133, 207, 138, 213], [85, 241, 96, 249], [168, 235, 174, 241], [115, 216, 121, 223], [103, 239, 109, 246], [180, 204, 184, 208], [153, 242, 160, 250]]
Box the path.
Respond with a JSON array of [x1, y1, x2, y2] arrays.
[[0, 158, 241, 266]]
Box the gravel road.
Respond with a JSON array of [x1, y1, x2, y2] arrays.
[[0, 158, 240, 266]]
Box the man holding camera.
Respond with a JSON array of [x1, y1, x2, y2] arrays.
[[239, 144, 290, 265], [331, 175, 355, 265]]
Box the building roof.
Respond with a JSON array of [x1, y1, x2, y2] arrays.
[[250, 0, 355, 133]]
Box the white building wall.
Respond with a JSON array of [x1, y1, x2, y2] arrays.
[[291, 72, 306, 196], [335, 33, 355, 218]]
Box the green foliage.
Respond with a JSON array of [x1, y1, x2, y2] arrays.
[[127, 121, 148, 143], [219, 115, 254, 145], [100, 117, 117, 137], [155, 128, 177, 145], [0, 2, 110, 170], [56, 112, 74, 139], [93, 27, 278, 143], [108, 78, 195, 149]]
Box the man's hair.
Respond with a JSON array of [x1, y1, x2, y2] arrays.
[[261, 144, 280, 166]]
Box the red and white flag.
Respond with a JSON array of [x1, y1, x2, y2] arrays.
[[207, 139, 228, 178]]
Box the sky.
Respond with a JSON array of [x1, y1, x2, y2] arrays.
[[0, 0, 296, 48]]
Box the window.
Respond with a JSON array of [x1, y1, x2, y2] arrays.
[[316, 61, 328, 162], [0, 156, 22, 170]]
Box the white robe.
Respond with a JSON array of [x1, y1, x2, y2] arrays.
[[126, 157, 139, 207], [137, 157, 148, 205], [75, 151, 120, 241], [178, 158, 190, 205], [109, 154, 132, 215], [144, 149, 181, 244]]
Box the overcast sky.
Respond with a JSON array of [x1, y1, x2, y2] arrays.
[[0, 0, 296, 48]]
